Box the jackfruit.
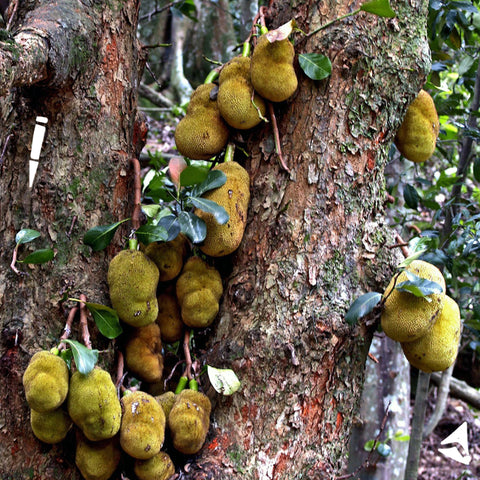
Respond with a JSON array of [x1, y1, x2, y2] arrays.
[[23, 350, 69, 413], [217, 56, 266, 130], [145, 234, 189, 282], [250, 34, 297, 103], [156, 291, 184, 343], [381, 260, 446, 343], [68, 367, 122, 441], [195, 161, 250, 257], [120, 390, 166, 460], [75, 433, 122, 480], [30, 408, 72, 444], [394, 89, 440, 163], [155, 391, 176, 418], [176, 257, 223, 328], [134, 451, 176, 480], [174, 83, 229, 160], [168, 389, 211, 455], [124, 322, 164, 383], [402, 295, 461, 373], [108, 249, 159, 327]]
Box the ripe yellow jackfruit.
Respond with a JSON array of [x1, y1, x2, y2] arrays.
[[23, 351, 69, 413], [394, 89, 440, 163], [134, 451, 176, 480], [124, 322, 164, 383], [75, 433, 122, 480], [217, 56, 266, 129], [120, 390, 166, 460], [30, 408, 72, 444], [195, 161, 250, 257], [174, 83, 229, 160], [108, 249, 159, 327], [402, 296, 461, 373], [381, 260, 446, 343], [250, 34, 298, 102], [68, 368, 122, 441], [144, 234, 188, 282], [168, 389, 211, 455], [156, 291, 184, 343], [176, 257, 223, 328], [155, 391, 176, 418]]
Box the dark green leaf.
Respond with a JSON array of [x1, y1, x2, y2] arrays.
[[19, 248, 54, 264], [135, 224, 168, 245], [15, 229, 41, 245], [364, 439, 376, 452], [474, 157, 480, 182], [158, 215, 181, 241], [376, 443, 392, 457], [192, 170, 227, 197], [395, 271, 444, 299], [180, 165, 210, 187], [63, 339, 98, 375], [361, 0, 396, 17], [298, 53, 332, 81], [190, 197, 229, 225], [172, 0, 197, 21], [60, 349, 73, 370], [178, 211, 206, 243], [85, 303, 122, 339], [403, 184, 419, 210], [83, 219, 129, 252], [345, 292, 382, 325]]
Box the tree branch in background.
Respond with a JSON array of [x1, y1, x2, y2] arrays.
[[430, 371, 480, 410], [138, 82, 174, 109]]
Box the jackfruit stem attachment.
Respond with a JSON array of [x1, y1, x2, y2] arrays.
[[182, 329, 194, 380], [175, 376, 188, 394], [79, 294, 92, 349], [260, 25, 268, 36], [58, 305, 77, 351], [189, 379, 199, 391], [128, 238, 138, 251], [204, 69, 219, 84], [242, 41, 251, 58], [130, 157, 142, 230], [224, 143, 235, 163]]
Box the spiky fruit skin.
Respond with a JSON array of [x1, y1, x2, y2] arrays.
[[394, 89, 440, 163], [381, 260, 446, 343], [75, 433, 122, 480], [176, 257, 223, 328], [134, 451, 176, 480], [144, 234, 188, 282], [217, 56, 266, 130], [168, 390, 211, 455], [23, 351, 69, 413], [124, 323, 164, 383], [156, 291, 184, 343], [120, 391, 166, 460], [174, 83, 229, 160], [195, 161, 250, 257], [401, 296, 461, 373], [250, 34, 298, 102], [30, 408, 72, 444], [155, 391, 177, 418], [68, 368, 122, 441], [108, 249, 159, 327]]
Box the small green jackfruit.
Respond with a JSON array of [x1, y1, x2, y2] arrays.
[[395, 89, 440, 163], [68, 368, 122, 441], [217, 56, 266, 130], [120, 390, 166, 460], [381, 260, 446, 343], [145, 234, 189, 282], [30, 408, 72, 444], [75, 433, 122, 480], [134, 451, 176, 480], [181, 289, 219, 328], [402, 295, 461, 373], [125, 322, 164, 383], [250, 34, 298, 102], [174, 83, 229, 160], [155, 391, 176, 419], [168, 389, 211, 455], [23, 351, 69, 413], [195, 161, 250, 257], [156, 291, 184, 343], [108, 249, 159, 327]]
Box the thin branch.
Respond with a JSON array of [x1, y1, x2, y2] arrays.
[[182, 330, 193, 380], [130, 158, 142, 231], [9, 244, 22, 275], [138, 82, 174, 109], [79, 294, 92, 349], [268, 103, 290, 173], [139, 1, 184, 23], [58, 306, 78, 351]]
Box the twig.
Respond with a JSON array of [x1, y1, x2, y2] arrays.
[[58, 306, 78, 351], [268, 103, 290, 173], [394, 233, 410, 258], [130, 158, 142, 231], [67, 215, 77, 239], [6, 0, 19, 31], [182, 330, 193, 380], [79, 294, 92, 349], [138, 0, 184, 23], [9, 244, 23, 275], [0, 133, 14, 171]]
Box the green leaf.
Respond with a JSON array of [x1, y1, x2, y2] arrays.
[[190, 197, 229, 225], [135, 224, 168, 245], [207, 365, 241, 395], [364, 439, 376, 452], [398, 249, 428, 268], [60, 348, 73, 370], [345, 292, 382, 325], [376, 443, 392, 457], [178, 211, 206, 243], [404, 184, 419, 210], [172, 0, 197, 21], [85, 303, 122, 339], [360, 0, 396, 17], [180, 165, 210, 187], [473, 157, 480, 182], [15, 229, 41, 245], [19, 248, 54, 264], [63, 339, 98, 375], [298, 53, 332, 81], [83, 219, 129, 252], [192, 170, 227, 197], [158, 214, 181, 241], [395, 271, 444, 300], [141, 204, 161, 219]]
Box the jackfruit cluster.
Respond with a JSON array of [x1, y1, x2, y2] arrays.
[[156, 290, 184, 343], [145, 233, 188, 282], [381, 260, 461, 373], [134, 451, 176, 480], [394, 89, 440, 163], [176, 257, 223, 328]]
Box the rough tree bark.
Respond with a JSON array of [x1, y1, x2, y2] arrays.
[[0, 0, 431, 479]]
